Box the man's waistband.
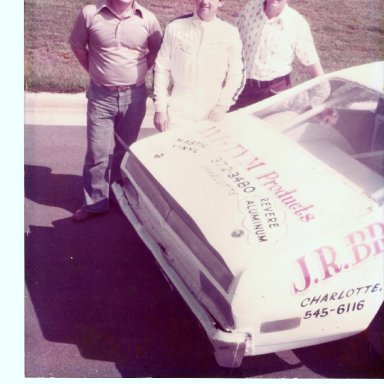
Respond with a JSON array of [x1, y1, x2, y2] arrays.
[[93, 81, 145, 92], [246, 74, 290, 89]]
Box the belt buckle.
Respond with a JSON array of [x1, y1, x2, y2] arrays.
[[117, 85, 130, 92]]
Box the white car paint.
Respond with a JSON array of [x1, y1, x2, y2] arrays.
[[113, 62, 384, 367]]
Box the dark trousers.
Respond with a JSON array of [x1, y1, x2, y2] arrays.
[[230, 74, 291, 111]]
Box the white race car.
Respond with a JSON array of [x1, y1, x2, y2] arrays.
[[112, 62, 384, 368]]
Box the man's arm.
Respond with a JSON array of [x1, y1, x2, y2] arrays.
[[295, 16, 324, 80], [210, 28, 246, 120], [153, 25, 173, 132], [146, 50, 159, 70], [146, 18, 163, 69], [69, 7, 91, 73], [71, 46, 89, 72], [305, 62, 324, 79]]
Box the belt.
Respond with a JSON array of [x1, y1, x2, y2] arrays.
[[98, 82, 144, 92], [247, 74, 290, 89]]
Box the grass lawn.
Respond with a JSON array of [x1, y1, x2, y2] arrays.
[[24, 0, 384, 93]]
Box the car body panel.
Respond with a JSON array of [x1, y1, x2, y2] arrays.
[[114, 62, 384, 367]]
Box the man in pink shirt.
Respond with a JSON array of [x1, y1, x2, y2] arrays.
[[69, 0, 162, 222]]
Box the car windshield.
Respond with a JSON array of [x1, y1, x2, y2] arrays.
[[252, 79, 384, 202]]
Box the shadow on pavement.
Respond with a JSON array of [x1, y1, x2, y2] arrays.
[[294, 333, 384, 378], [25, 164, 83, 213], [24, 164, 302, 378]]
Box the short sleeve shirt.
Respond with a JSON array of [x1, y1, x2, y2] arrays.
[[236, 0, 320, 80], [69, 0, 162, 86]]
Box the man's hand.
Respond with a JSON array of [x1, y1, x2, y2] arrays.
[[208, 105, 227, 122], [154, 111, 169, 132], [312, 108, 339, 126]]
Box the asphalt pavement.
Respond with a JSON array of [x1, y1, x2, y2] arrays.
[[23, 92, 384, 379]]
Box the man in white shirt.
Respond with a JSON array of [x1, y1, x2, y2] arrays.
[[231, 0, 325, 111], [153, 0, 245, 131]]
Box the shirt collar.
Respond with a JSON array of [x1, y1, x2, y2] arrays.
[[192, 11, 218, 27]]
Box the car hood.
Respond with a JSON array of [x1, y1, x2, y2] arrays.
[[129, 112, 378, 276]]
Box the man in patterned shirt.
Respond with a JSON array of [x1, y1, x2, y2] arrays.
[[231, 0, 325, 111]]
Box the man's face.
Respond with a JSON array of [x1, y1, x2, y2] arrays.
[[111, 0, 135, 6], [195, 0, 224, 22], [265, 0, 288, 13]]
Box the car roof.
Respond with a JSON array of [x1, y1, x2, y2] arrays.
[[331, 61, 384, 92]]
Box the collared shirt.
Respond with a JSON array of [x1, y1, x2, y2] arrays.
[[153, 13, 245, 114], [236, 0, 320, 81], [69, 0, 162, 86]]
